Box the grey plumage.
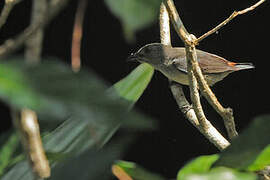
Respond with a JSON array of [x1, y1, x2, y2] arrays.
[[128, 43, 254, 86]]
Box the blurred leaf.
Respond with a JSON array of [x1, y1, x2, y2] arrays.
[[182, 167, 257, 180], [46, 151, 71, 163], [247, 144, 270, 171], [0, 59, 155, 179], [112, 164, 133, 180], [104, 0, 162, 41], [114, 160, 165, 180], [1, 118, 133, 180], [108, 63, 156, 130], [49, 144, 124, 180], [177, 154, 219, 180], [213, 115, 270, 170], [0, 59, 155, 144], [1, 118, 92, 180], [0, 133, 19, 176], [112, 63, 154, 109]]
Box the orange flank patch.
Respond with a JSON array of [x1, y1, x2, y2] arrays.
[[112, 165, 133, 180], [227, 62, 237, 67]]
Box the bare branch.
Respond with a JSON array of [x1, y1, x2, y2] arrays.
[[160, 1, 230, 150], [18, 0, 50, 178], [0, 0, 70, 59], [159, 3, 171, 46], [192, 60, 238, 139], [170, 83, 230, 150], [25, 0, 47, 63], [163, 0, 238, 140], [185, 43, 208, 129], [71, 0, 87, 72], [196, 0, 265, 43], [12, 109, 50, 178], [162, 0, 191, 45], [0, 0, 21, 29]]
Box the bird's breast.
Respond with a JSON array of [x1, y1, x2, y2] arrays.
[[156, 64, 190, 85]]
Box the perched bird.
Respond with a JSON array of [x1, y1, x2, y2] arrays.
[[128, 43, 254, 86]]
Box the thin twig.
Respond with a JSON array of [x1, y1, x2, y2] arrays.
[[12, 109, 50, 178], [0, 0, 70, 59], [160, 1, 230, 150], [0, 0, 21, 29], [196, 0, 265, 44], [71, 0, 87, 72]]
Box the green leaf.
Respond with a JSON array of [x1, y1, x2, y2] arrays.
[[104, 0, 162, 41], [1, 118, 133, 180], [247, 144, 270, 171], [114, 160, 165, 180], [182, 167, 257, 180], [108, 63, 156, 130], [0, 133, 19, 176], [111, 63, 154, 109], [0, 59, 155, 179], [49, 143, 125, 180], [0, 59, 155, 139], [177, 154, 219, 180], [213, 115, 270, 170]]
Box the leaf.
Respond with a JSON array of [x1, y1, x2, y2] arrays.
[[247, 144, 270, 171], [0, 59, 155, 179], [182, 167, 257, 180], [104, 0, 162, 41], [177, 154, 219, 180], [1, 118, 134, 180], [0, 59, 155, 141], [213, 115, 270, 170], [112, 63, 154, 109], [108, 63, 156, 130], [49, 144, 124, 180], [1, 118, 93, 180], [0, 133, 19, 176], [114, 160, 165, 180]]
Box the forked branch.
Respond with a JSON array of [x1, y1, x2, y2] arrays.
[[163, 0, 264, 141], [160, 2, 230, 150]]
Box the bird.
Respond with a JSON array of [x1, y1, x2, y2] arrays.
[[127, 43, 254, 86]]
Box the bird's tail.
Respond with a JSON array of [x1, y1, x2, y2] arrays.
[[234, 63, 255, 71]]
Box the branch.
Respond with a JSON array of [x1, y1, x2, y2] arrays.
[[71, 0, 87, 72], [160, 2, 230, 150], [163, 0, 238, 140], [0, 0, 70, 59], [12, 109, 50, 178], [162, 0, 190, 45], [185, 43, 208, 129], [0, 0, 21, 29], [159, 3, 171, 46], [196, 0, 265, 44], [170, 83, 230, 150], [16, 0, 50, 178], [25, 0, 47, 63]]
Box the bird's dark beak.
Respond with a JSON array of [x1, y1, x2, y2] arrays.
[[127, 53, 138, 62]]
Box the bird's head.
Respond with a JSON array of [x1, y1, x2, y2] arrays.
[[127, 43, 166, 66]]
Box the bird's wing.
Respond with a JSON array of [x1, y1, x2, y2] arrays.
[[170, 48, 234, 74]]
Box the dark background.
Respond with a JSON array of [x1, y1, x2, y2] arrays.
[[0, 0, 269, 178]]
